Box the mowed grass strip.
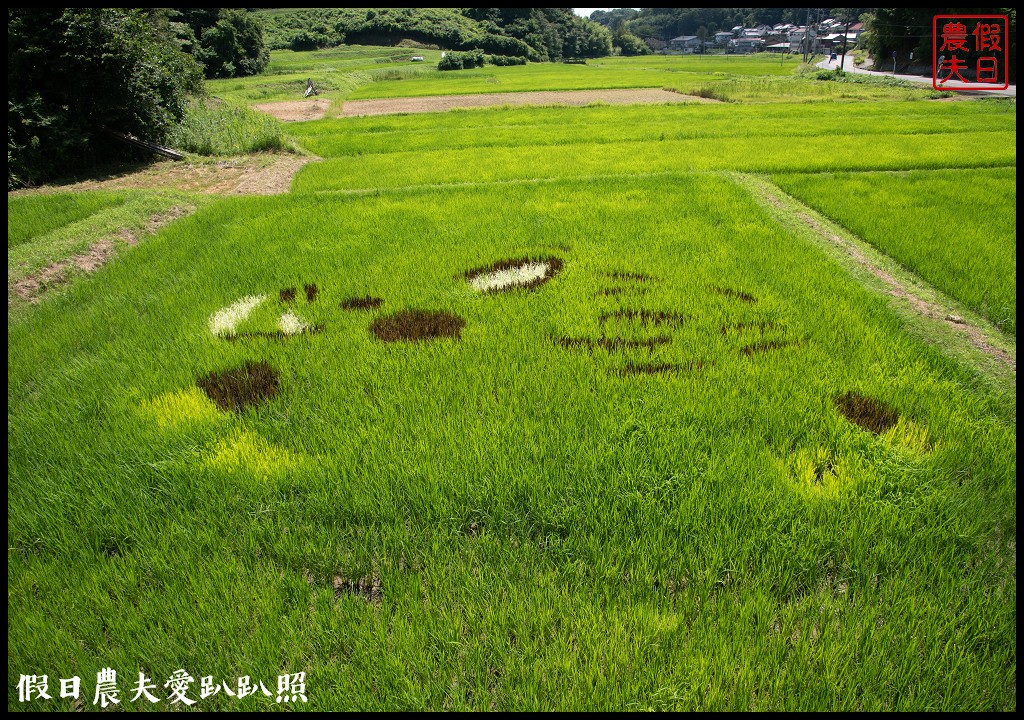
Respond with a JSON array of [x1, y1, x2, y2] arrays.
[[7, 190, 201, 288], [8, 191, 129, 249], [289, 100, 1016, 158], [8, 173, 1015, 710], [293, 130, 1016, 192], [773, 167, 1017, 335]]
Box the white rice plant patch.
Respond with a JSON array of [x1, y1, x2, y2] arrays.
[[471, 262, 549, 291], [279, 311, 309, 336], [463, 256, 563, 293], [209, 295, 266, 337]]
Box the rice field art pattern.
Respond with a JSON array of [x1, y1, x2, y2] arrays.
[[8, 162, 1015, 710]]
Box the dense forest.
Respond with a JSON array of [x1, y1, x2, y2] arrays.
[[258, 8, 612, 62]]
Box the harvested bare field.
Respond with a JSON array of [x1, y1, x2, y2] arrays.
[[253, 99, 331, 122], [340, 88, 718, 117]]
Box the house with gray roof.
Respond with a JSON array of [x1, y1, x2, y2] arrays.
[[669, 35, 703, 53]]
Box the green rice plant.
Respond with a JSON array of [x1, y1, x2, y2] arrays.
[[167, 100, 290, 156], [288, 100, 1015, 158], [205, 46, 445, 105], [204, 47, 942, 109], [8, 172, 1016, 710], [292, 130, 1015, 192], [8, 191, 128, 249], [773, 168, 1017, 335]]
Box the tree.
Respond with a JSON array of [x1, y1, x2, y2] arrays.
[[197, 9, 269, 79], [613, 30, 650, 56], [8, 8, 204, 187]]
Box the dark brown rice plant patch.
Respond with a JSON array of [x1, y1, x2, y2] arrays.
[[554, 335, 671, 351], [614, 360, 707, 377], [835, 391, 900, 435], [461, 256, 563, 292], [710, 285, 757, 303], [341, 296, 384, 311], [721, 321, 782, 335], [370, 309, 466, 342], [279, 287, 296, 303], [606, 271, 655, 282], [333, 573, 382, 606], [599, 309, 688, 326], [740, 338, 806, 356], [304, 283, 319, 303], [197, 360, 280, 412]]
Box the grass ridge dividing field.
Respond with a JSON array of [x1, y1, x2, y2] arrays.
[[8, 191, 202, 313], [772, 167, 1017, 336], [738, 172, 1015, 390], [8, 191, 130, 249]]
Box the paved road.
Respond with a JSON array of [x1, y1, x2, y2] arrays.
[[817, 54, 1016, 97]]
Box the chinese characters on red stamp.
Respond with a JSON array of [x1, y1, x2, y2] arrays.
[[933, 15, 1009, 90]]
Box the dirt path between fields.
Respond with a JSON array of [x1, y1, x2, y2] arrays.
[[744, 174, 1015, 374], [338, 88, 719, 117], [14, 154, 317, 196], [11, 206, 194, 304]]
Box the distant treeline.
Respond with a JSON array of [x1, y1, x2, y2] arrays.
[[588, 8, 837, 40], [258, 8, 612, 61]]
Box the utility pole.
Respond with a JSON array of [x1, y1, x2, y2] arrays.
[[839, 10, 852, 74], [802, 7, 811, 64]]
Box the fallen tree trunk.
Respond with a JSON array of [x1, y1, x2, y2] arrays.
[[102, 128, 185, 161]]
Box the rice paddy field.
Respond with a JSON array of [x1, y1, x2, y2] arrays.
[[209, 44, 949, 108], [773, 167, 1017, 336], [7, 49, 1016, 711]]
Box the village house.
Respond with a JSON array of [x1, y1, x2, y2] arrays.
[[669, 35, 703, 53], [728, 37, 764, 54], [713, 30, 733, 47]]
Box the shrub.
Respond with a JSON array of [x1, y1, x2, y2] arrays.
[[438, 54, 463, 71], [487, 54, 528, 66], [613, 30, 649, 56], [438, 49, 485, 71], [289, 30, 335, 52]]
